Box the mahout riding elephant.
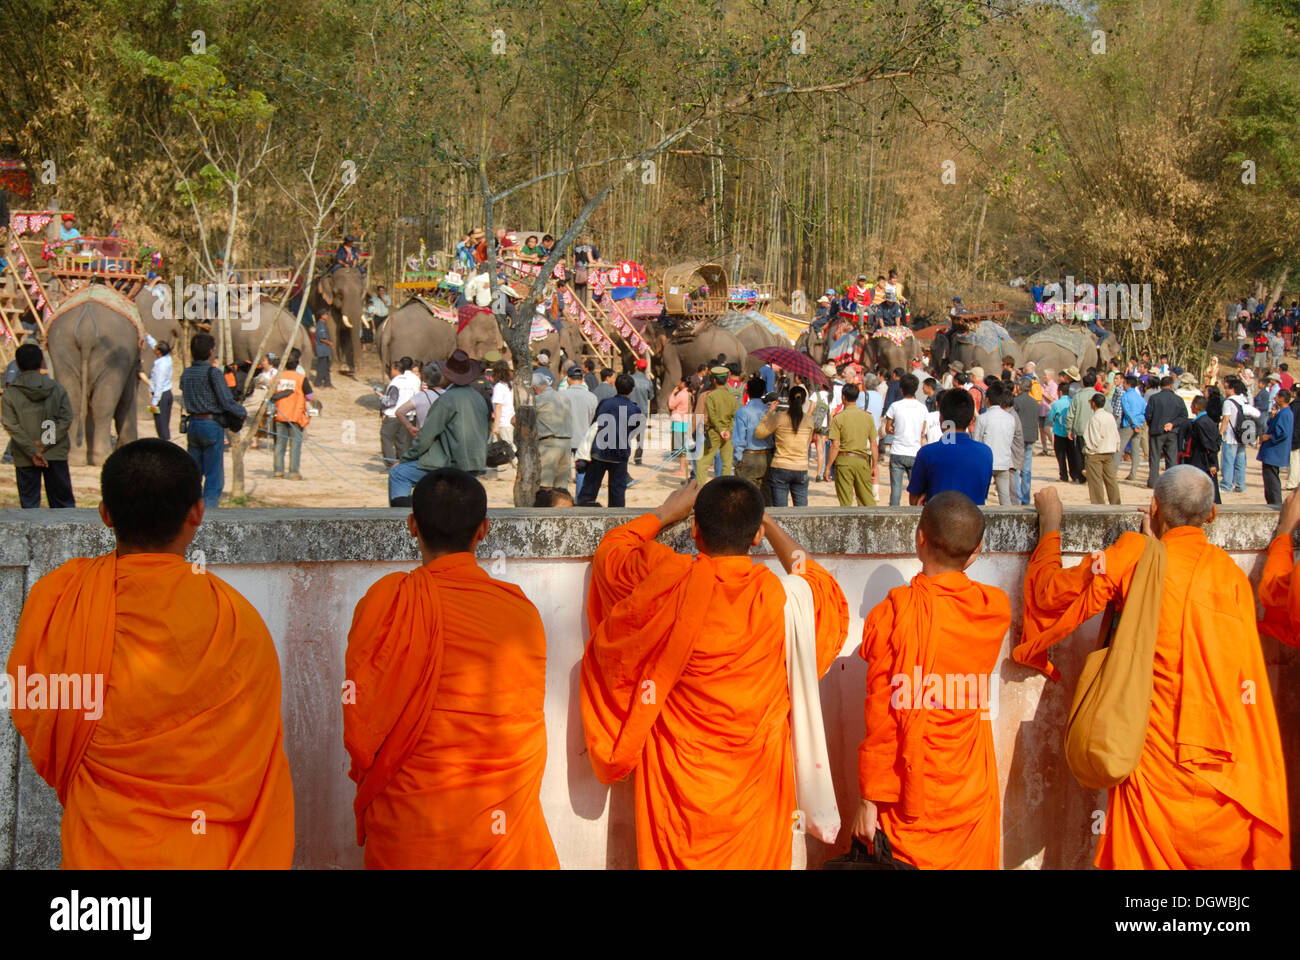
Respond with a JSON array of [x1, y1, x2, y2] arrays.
[[930, 322, 1023, 377], [1021, 322, 1120, 375], [380, 298, 458, 370], [644, 317, 747, 408], [309, 265, 366, 375], [45, 284, 143, 465]]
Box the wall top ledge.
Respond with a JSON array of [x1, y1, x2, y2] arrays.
[[0, 504, 1286, 568]]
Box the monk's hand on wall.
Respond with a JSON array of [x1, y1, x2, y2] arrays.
[[1034, 487, 1063, 537]]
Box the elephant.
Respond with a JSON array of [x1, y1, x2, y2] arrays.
[[134, 284, 183, 403], [531, 317, 588, 377], [457, 306, 507, 361], [930, 322, 1023, 379], [863, 329, 922, 375], [724, 311, 790, 376], [45, 285, 142, 465], [379, 298, 458, 371], [644, 318, 747, 409], [309, 265, 366, 375], [229, 297, 306, 366], [1021, 322, 1121, 376]]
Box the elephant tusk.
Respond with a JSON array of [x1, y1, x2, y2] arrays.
[[342, 315, 353, 329]]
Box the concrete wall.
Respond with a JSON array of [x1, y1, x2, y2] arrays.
[[2, 506, 1297, 869]]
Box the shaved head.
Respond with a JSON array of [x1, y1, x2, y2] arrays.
[[919, 491, 985, 566], [694, 477, 764, 555], [1153, 464, 1214, 529]]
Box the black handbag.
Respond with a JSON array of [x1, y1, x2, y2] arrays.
[[486, 437, 514, 468], [822, 831, 918, 870]]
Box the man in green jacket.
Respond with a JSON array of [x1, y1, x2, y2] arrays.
[[1, 342, 75, 508], [387, 349, 490, 506], [694, 365, 738, 483]]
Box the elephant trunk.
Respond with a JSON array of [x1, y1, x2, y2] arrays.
[[79, 346, 90, 453]]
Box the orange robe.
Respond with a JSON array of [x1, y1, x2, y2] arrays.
[[581, 514, 849, 869], [858, 571, 1010, 869], [1256, 533, 1300, 648], [8, 553, 294, 869], [1016, 528, 1290, 869], [345, 553, 558, 869]]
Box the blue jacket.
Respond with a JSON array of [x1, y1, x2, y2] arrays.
[[1120, 387, 1146, 429], [732, 398, 773, 460], [591, 395, 643, 462], [1259, 405, 1293, 467]]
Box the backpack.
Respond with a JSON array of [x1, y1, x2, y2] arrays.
[[1231, 398, 1259, 445], [813, 397, 830, 432]]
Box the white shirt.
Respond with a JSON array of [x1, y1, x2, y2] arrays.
[[884, 397, 927, 457], [973, 405, 1019, 470], [145, 335, 172, 405], [383, 370, 421, 418], [1223, 395, 1261, 445], [492, 380, 515, 426], [923, 409, 944, 445]]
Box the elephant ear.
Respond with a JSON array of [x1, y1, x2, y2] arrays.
[[319, 275, 336, 306]]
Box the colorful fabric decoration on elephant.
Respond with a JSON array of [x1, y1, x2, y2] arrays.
[[955, 320, 1014, 355], [1025, 322, 1092, 366], [828, 329, 860, 362], [530, 315, 556, 342], [456, 304, 492, 334], [871, 325, 913, 347], [49, 283, 148, 343], [580, 317, 615, 355]]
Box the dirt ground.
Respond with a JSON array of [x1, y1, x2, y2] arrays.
[[0, 343, 1286, 511]]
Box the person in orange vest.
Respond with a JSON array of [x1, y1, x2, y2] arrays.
[[270, 348, 315, 480]]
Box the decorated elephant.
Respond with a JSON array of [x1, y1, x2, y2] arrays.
[[45, 284, 143, 464], [229, 297, 306, 366], [1022, 322, 1120, 376], [863, 327, 922, 374], [531, 316, 588, 377], [309, 265, 366, 375], [380, 298, 458, 371], [930, 321, 1023, 377], [457, 306, 507, 361], [644, 318, 747, 408]]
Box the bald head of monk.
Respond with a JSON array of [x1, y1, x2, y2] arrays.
[[1150, 463, 1216, 536], [916, 490, 985, 573], [692, 477, 766, 556], [98, 438, 204, 556], [409, 467, 490, 562]]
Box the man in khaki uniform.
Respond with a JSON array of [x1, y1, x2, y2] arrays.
[[695, 366, 738, 483], [827, 382, 877, 505]]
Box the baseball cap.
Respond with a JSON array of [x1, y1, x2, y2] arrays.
[[635, 358, 647, 370], [567, 365, 583, 378]]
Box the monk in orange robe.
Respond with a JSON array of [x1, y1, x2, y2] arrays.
[[854, 491, 1010, 868], [345, 467, 558, 869], [8, 439, 294, 869], [1257, 484, 1300, 647], [581, 477, 849, 869], [1017, 467, 1289, 869]]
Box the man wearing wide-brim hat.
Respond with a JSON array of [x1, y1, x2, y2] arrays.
[[387, 349, 491, 506]]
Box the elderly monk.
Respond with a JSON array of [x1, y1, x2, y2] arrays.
[[854, 491, 1010, 868], [1256, 484, 1300, 647], [581, 477, 849, 869], [8, 439, 294, 868], [345, 467, 558, 869], [1017, 466, 1289, 869]]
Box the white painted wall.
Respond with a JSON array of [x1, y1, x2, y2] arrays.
[[212, 547, 1274, 870]]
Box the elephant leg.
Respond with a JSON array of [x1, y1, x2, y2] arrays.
[[114, 367, 139, 448]]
